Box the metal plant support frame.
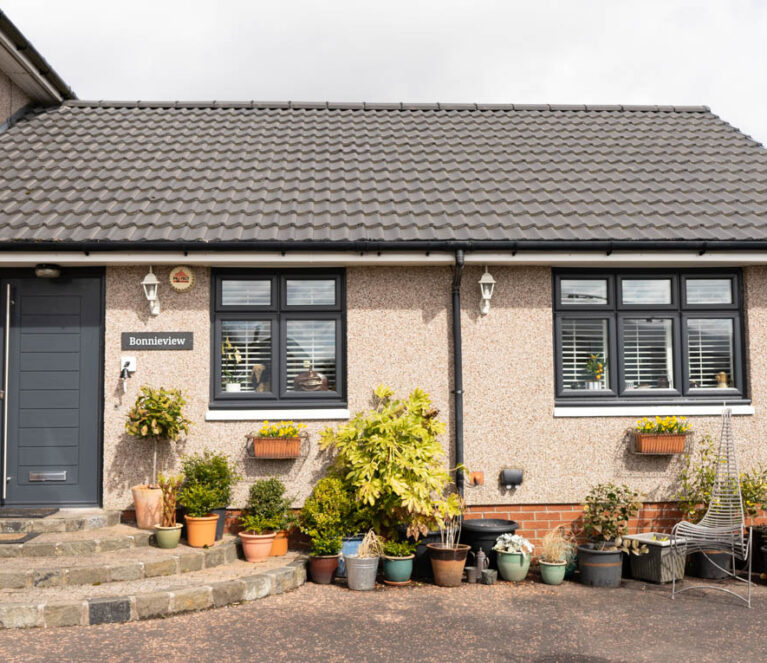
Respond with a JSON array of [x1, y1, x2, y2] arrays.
[[671, 407, 753, 607]]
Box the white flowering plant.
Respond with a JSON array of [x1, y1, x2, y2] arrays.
[[493, 533, 535, 558]]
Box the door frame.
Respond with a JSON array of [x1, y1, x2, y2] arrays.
[[0, 267, 105, 507]]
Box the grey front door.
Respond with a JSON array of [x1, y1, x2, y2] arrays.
[[1, 272, 103, 506]]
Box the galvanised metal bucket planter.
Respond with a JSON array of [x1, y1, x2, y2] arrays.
[[539, 561, 566, 585], [383, 554, 414, 584], [497, 551, 531, 582], [337, 534, 364, 578], [345, 555, 379, 591], [578, 543, 623, 587]]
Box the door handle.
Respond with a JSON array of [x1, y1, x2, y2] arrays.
[[2, 283, 9, 500]]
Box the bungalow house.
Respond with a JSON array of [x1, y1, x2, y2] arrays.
[[1, 11, 767, 541]]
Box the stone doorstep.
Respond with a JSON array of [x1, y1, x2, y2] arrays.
[[0, 539, 239, 589], [0, 556, 308, 628], [0, 529, 153, 559], [0, 511, 122, 534]]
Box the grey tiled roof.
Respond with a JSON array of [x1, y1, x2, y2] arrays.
[[0, 100, 766, 246]]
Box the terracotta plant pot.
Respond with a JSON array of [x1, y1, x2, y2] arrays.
[[239, 531, 277, 562], [184, 514, 218, 548], [246, 436, 301, 459], [427, 543, 470, 587], [132, 484, 163, 530], [635, 433, 686, 454], [270, 530, 289, 556], [154, 524, 182, 549], [309, 554, 339, 584]]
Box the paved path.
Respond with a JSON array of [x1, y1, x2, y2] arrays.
[[1, 577, 764, 662]]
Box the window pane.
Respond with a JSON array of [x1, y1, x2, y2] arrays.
[[560, 279, 608, 306], [220, 321, 271, 392], [688, 318, 734, 389], [221, 280, 271, 306], [686, 279, 733, 305], [286, 279, 336, 306], [623, 318, 674, 390], [622, 279, 672, 305], [561, 319, 609, 391], [286, 320, 336, 392]]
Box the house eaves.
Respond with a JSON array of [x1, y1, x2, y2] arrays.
[[0, 10, 75, 104]]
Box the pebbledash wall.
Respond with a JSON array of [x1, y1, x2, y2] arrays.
[[104, 264, 767, 539]]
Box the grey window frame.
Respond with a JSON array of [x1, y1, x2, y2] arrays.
[[553, 268, 746, 404], [210, 268, 346, 409]]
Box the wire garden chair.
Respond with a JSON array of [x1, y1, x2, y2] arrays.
[[671, 407, 753, 607]]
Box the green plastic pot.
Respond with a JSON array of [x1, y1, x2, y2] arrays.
[[383, 555, 414, 583], [154, 524, 182, 549], [497, 550, 531, 582], [539, 560, 567, 585]]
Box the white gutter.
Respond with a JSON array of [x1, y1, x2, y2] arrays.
[[0, 250, 766, 268], [0, 30, 62, 103]]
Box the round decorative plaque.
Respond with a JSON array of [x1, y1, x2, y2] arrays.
[[169, 266, 195, 292]]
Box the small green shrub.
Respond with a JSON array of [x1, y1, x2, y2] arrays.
[[181, 450, 241, 508], [241, 478, 294, 532], [298, 477, 352, 556], [238, 512, 274, 534], [178, 483, 218, 518], [382, 540, 417, 557], [583, 483, 643, 547]]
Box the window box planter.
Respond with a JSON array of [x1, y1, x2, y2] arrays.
[[246, 435, 301, 459], [623, 533, 687, 583], [635, 433, 687, 454]]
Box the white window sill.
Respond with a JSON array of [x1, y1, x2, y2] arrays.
[[554, 404, 754, 418], [205, 408, 350, 421]]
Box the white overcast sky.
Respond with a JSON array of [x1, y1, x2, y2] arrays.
[[2, 0, 767, 144]]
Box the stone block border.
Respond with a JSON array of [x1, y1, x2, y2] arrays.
[[0, 538, 238, 589], [0, 511, 121, 534], [0, 555, 307, 628], [0, 530, 152, 559]]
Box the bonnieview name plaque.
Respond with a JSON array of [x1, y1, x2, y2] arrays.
[[121, 332, 194, 350]]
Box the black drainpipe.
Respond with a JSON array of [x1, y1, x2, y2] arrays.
[[451, 250, 465, 496]]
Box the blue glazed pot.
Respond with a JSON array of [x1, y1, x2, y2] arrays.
[[337, 535, 364, 577], [383, 555, 414, 583]]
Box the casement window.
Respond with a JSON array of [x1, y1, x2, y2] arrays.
[[210, 269, 346, 408], [553, 270, 745, 402]]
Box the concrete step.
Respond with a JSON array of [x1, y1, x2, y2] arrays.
[[0, 537, 239, 589], [0, 509, 121, 534], [0, 552, 307, 628], [0, 524, 152, 558]]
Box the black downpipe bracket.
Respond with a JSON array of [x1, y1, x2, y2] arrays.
[[451, 250, 465, 496]]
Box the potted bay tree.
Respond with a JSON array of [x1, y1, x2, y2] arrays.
[[125, 386, 191, 530], [578, 483, 645, 587]]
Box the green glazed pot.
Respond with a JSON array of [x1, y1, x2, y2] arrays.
[[383, 555, 414, 583], [497, 550, 531, 582], [539, 561, 567, 585], [154, 524, 182, 549]]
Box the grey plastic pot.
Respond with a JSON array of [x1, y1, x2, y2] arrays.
[[578, 543, 623, 588], [345, 555, 379, 591]]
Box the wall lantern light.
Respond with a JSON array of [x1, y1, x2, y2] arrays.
[[34, 263, 61, 279], [141, 266, 161, 316], [478, 267, 496, 315]]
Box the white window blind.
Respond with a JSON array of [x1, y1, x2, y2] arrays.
[[220, 321, 272, 392], [687, 318, 734, 389], [286, 320, 336, 392], [623, 318, 674, 390], [561, 319, 609, 390]]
